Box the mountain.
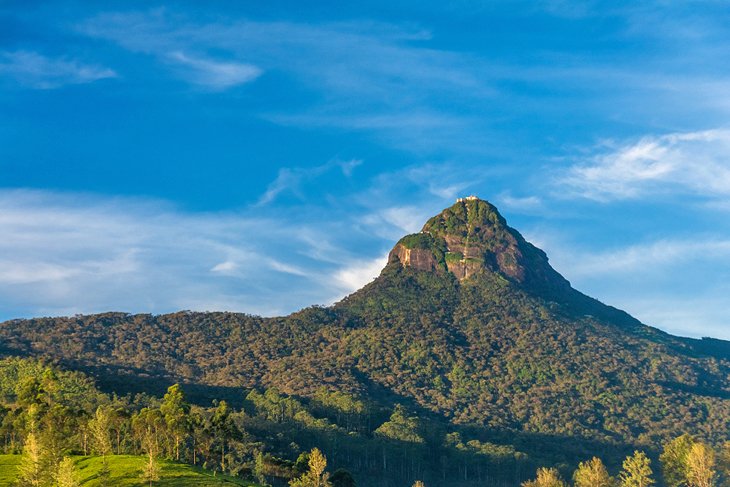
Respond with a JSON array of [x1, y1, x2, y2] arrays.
[[1, 197, 729, 468]]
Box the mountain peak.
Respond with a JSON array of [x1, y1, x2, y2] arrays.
[[388, 197, 572, 295]]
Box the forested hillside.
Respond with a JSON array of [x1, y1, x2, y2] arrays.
[[1, 198, 729, 486]]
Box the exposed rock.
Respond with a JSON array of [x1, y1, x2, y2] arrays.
[[388, 197, 572, 297], [388, 244, 439, 272]]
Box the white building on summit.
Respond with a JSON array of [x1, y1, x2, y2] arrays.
[[456, 195, 479, 203]]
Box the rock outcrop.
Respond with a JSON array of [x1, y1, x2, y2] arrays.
[[388, 197, 572, 296]]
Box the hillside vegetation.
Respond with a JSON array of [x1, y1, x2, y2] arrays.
[[1, 198, 729, 486]]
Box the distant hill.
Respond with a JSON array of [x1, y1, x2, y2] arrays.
[[1, 197, 729, 464]]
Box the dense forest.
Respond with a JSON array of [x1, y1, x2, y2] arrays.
[[0, 357, 728, 486], [1, 198, 729, 486]]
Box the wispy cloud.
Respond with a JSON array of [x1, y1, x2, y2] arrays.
[[559, 129, 730, 201], [496, 193, 543, 212], [0, 189, 387, 319], [333, 256, 388, 295], [556, 238, 730, 278], [617, 294, 730, 340], [257, 159, 362, 205], [167, 51, 261, 89], [76, 10, 499, 155], [0, 50, 116, 89], [522, 230, 730, 339], [73, 8, 730, 161]]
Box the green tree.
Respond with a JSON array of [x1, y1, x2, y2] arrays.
[[374, 405, 424, 443], [661, 434, 696, 487], [88, 406, 113, 485], [142, 448, 162, 487], [254, 451, 267, 485], [210, 400, 237, 473], [55, 456, 80, 487], [330, 468, 356, 487], [521, 467, 567, 487], [160, 384, 190, 461], [685, 442, 716, 487], [289, 448, 332, 487], [620, 451, 655, 487], [17, 432, 49, 487], [574, 457, 614, 487], [719, 442, 730, 485]]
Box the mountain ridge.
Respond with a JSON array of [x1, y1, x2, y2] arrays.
[[1, 197, 729, 463]]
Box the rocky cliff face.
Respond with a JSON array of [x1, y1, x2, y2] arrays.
[[388, 197, 572, 296]]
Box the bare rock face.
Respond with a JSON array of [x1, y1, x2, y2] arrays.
[[388, 244, 439, 272], [387, 197, 572, 295]]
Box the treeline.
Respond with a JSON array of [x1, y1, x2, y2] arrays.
[[521, 437, 730, 486], [0, 357, 534, 486], [2, 356, 729, 486]]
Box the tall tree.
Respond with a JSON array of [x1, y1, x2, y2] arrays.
[[685, 442, 716, 487], [620, 451, 655, 487], [133, 408, 165, 460], [210, 400, 237, 473], [290, 448, 332, 487], [574, 457, 614, 487], [521, 467, 567, 487], [142, 448, 162, 487], [88, 406, 113, 485], [17, 432, 48, 487], [160, 384, 190, 461], [55, 456, 80, 487], [661, 434, 696, 487]]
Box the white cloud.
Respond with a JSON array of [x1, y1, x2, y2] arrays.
[[167, 51, 261, 89], [256, 159, 362, 205], [0, 189, 391, 319], [560, 129, 730, 201], [556, 238, 730, 278], [211, 260, 237, 273], [76, 11, 499, 154], [379, 207, 426, 234], [618, 295, 730, 340], [0, 168, 492, 320], [0, 50, 116, 89], [497, 193, 543, 212], [333, 255, 388, 295], [523, 230, 730, 339]]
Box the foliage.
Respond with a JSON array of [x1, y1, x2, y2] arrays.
[[17, 432, 49, 486], [620, 451, 655, 487], [521, 467, 567, 487], [289, 448, 331, 487], [685, 442, 716, 487], [160, 384, 190, 461], [573, 456, 613, 487], [373, 405, 424, 444], [56, 456, 80, 487], [1, 200, 730, 486], [660, 434, 696, 487], [330, 468, 355, 487], [141, 450, 161, 486]]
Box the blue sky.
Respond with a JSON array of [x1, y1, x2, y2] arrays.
[[2, 1, 730, 339]]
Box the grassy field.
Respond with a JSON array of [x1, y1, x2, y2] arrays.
[[0, 454, 253, 486]]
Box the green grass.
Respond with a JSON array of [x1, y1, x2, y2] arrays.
[[0, 456, 20, 486], [0, 454, 254, 486]]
